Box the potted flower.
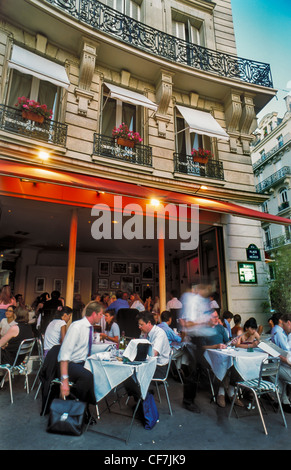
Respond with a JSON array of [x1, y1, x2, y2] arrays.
[[15, 96, 53, 123], [112, 123, 143, 148], [191, 147, 213, 164]]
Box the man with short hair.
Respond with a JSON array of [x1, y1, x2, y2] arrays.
[[271, 312, 288, 351], [157, 310, 182, 347], [277, 313, 291, 413], [137, 310, 171, 378], [106, 289, 129, 315], [59, 301, 104, 405]]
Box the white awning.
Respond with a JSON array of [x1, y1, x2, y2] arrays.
[[176, 105, 229, 141], [8, 45, 70, 89], [104, 82, 158, 111]]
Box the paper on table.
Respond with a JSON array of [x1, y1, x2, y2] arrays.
[[257, 341, 281, 357]]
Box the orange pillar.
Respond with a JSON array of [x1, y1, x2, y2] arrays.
[[158, 237, 166, 313], [66, 209, 78, 315]]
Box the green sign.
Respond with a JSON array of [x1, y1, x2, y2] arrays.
[[238, 262, 257, 284]]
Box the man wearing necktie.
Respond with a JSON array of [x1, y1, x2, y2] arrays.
[[58, 301, 104, 406]]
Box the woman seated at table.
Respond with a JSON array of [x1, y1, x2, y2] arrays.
[[100, 309, 120, 344], [236, 317, 260, 349], [130, 293, 145, 312], [0, 307, 34, 365], [43, 306, 72, 356]]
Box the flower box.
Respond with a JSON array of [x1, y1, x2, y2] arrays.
[[22, 110, 44, 123], [192, 148, 213, 164], [117, 137, 135, 148], [193, 155, 208, 164]]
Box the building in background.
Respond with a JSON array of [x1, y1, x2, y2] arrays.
[[0, 0, 290, 327], [251, 93, 291, 264]]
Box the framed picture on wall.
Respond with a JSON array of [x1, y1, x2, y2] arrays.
[[110, 280, 120, 289], [112, 262, 127, 275], [135, 285, 140, 293], [121, 276, 133, 293], [98, 278, 109, 289], [142, 284, 153, 300], [142, 263, 153, 280], [129, 262, 140, 275], [53, 279, 63, 293], [35, 277, 45, 293], [99, 261, 110, 276], [74, 280, 80, 294], [135, 277, 140, 284]]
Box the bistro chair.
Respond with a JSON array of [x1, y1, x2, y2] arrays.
[[228, 357, 287, 435], [116, 308, 140, 338], [0, 338, 36, 404], [152, 349, 173, 415], [31, 336, 44, 397]]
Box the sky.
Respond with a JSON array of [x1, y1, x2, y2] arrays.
[[231, 0, 291, 121]]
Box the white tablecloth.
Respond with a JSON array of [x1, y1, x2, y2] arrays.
[[204, 348, 268, 382], [84, 355, 157, 402]]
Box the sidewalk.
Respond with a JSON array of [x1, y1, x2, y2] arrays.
[[1, 371, 291, 452]]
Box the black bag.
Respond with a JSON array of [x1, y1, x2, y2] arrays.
[[47, 397, 87, 436], [142, 392, 159, 430]]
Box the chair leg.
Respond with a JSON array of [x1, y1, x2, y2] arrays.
[[228, 386, 238, 419], [31, 365, 42, 391], [126, 398, 141, 444], [34, 381, 41, 400], [163, 382, 173, 416], [42, 382, 53, 416], [206, 369, 216, 403], [253, 392, 268, 435], [155, 382, 161, 403], [275, 389, 288, 429]]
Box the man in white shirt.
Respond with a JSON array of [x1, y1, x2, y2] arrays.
[[137, 311, 171, 378], [277, 313, 291, 413], [59, 301, 104, 405]]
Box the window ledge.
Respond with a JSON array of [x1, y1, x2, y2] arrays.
[[92, 154, 154, 174]]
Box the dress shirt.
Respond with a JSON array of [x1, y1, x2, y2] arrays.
[[58, 316, 92, 363], [184, 294, 212, 336], [147, 325, 171, 366], [166, 298, 182, 310], [106, 298, 129, 314], [157, 322, 182, 346], [286, 333, 291, 365], [271, 324, 288, 351]]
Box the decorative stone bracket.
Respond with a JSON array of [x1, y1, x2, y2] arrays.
[[75, 38, 99, 116], [154, 70, 174, 137]]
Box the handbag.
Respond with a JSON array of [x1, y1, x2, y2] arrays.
[[47, 396, 87, 436], [142, 392, 159, 430]]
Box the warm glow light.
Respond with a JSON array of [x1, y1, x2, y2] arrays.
[[200, 185, 208, 190], [39, 151, 50, 161], [112, 220, 119, 224], [150, 198, 160, 207]]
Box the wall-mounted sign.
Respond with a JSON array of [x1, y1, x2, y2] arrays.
[[246, 244, 261, 261], [238, 262, 257, 284]]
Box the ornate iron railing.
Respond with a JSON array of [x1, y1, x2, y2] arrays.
[[174, 152, 224, 180], [264, 234, 291, 251], [255, 166, 291, 193], [253, 136, 291, 170], [0, 104, 67, 146], [93, 133, 152, 167], [44, 0, 273, 88]]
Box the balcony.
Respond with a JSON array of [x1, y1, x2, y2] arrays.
[[174, 153, 224, 180], [253, 135, 291, 170], [44, 0, 273, 88], [264, 234, 291, 251], [93, 133, 152, 167], [0, 104, 67, 147], [255, 166, 291, 193]]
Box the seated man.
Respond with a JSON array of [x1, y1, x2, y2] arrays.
[[157, 310, 182, 347], [106, 289, 129, 315], [277, 313, 291, 413], [271, 312, 288, 351], [200, 311, 244, 408], [137, 310, 171, 378], [58, 301, 104, 410]]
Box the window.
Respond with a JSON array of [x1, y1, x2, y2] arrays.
[[277, 134, 283, 147], [101, 96, 141, 137], [172, 18, 205, 46], [262, 201, 268, 213], [176, 115, 211, 156], [264, 227, 271, 249], [280, 187, 288, 204], [285, 223, 291, 241], [105, 0, 141, 20]]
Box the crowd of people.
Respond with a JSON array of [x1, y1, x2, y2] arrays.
[[1, 280, 291, 421]]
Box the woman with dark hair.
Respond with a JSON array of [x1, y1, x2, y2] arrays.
[[100, 309, 120, 344], [236, 317, 261, 349], [0, 305, 17, 337], [43, 306, 72, 356], [0, 285, 16, 321], [0, 307, 33, 365]]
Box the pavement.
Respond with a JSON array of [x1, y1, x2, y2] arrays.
[[1, 367, 291, 456]]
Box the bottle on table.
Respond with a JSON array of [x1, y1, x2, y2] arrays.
[[119, 331, 126, 350]]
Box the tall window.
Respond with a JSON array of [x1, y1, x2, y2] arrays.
[[264, 227, 271, 249], [105, 0, 141, 20], [277, 134, 283, 147], [7, 69, 60, 120], [172, 19, 205, 46], [101, 95, 142, 138], [175, 114, 211, 156], [279, 187, 288, 204]]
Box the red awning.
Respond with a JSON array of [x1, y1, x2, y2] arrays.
[[0, 159, 290, 226]]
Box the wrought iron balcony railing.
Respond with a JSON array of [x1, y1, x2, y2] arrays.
[[0, 104, 67, 147], [253, 136, 291, 170], [44, 0, 273, 88], [264, 234, 291, 251], [93, 133, 152, 167], [174, 152, 224, 180], [255, 166, 291, 193]]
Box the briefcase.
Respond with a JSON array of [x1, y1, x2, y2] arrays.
[[47, 397, 87, 436]]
